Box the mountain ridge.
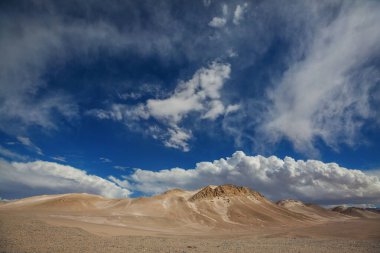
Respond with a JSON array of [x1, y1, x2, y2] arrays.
[[1, 184, 379, 235]]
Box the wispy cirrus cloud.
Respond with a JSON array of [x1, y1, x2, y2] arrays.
[[217, 1, 380, 156], [258, 1, 380, 155]]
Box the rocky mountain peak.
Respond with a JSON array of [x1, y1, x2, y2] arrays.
[[189, 184, 264, 202]]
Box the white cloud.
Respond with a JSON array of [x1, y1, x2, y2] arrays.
[[233, 3, 248, 25], [209, 17, 227, 28], [259, 1, 380, 155], [122, 151, 380, 205], [163, 127, 192, 152], [89, 61, 233, 151], [225, 104, 240, 114], [146, 61, 231, 123], [202, 100, 225, 120], [0, 159, 130, 199], [17, 136, 43, 155]]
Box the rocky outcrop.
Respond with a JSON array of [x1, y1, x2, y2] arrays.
[[189, 184, 264, 202], [276, 199, 306, 207]]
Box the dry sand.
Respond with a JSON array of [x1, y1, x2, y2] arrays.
[[1, 185, 379, 252]]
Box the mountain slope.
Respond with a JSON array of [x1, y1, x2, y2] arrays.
[[331, 206, 380, 218], [1, 184, 375, 234], [277, 199, 345, 221]]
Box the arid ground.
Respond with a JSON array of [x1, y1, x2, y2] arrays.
[[1, 185, 379, 252]]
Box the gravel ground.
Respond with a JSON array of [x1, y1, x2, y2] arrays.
[[1, 214, 379, 253]]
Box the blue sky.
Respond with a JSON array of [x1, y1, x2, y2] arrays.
[[0, 0, 380, 205]]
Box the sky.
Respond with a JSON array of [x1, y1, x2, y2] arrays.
[[0, 0, 380, 206]]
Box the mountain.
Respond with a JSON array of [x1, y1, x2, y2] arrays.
[[1, 184, 378, 235], [331, 206, 380, 218], [188, 184, 264, 201], [276, 199, 344, 221]]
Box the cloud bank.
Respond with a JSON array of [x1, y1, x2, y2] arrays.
[[123, 151, 380, 205], [0, 159, 130, 199], [3, 152, 378, 205]]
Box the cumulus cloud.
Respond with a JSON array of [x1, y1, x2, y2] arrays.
[[118, 151, 380, 205], [259, 1, 380, 155], [89, 61, 235, 151], [2, 153, 379, 205], [233, 3, 248, 25], [0, 159, 130, 199]]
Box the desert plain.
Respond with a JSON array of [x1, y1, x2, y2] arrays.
[[1, 184, 379, 252]]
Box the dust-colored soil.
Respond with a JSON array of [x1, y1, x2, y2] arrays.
[[0, 186, 379, 252], [1, 212, 379, 253]]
